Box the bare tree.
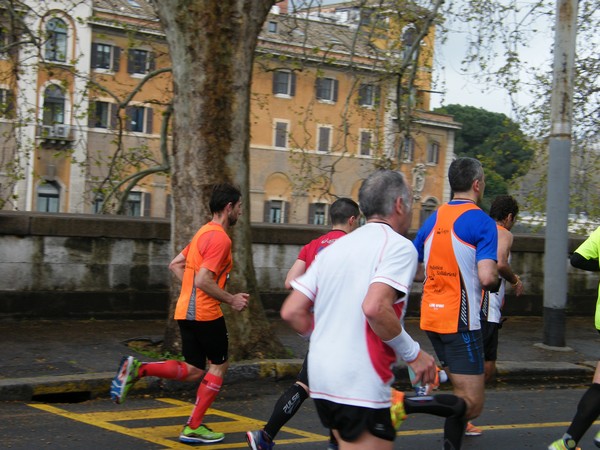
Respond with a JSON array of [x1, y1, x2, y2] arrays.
[[150, 0, 287, 358]]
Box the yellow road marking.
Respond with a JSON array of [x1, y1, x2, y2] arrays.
[[28, 398, 327, 449], [27, 400, 600, 448]]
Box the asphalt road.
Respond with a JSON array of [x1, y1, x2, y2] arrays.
[[2, 382, 599, 449]]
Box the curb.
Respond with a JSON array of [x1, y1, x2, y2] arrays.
[[0, 359, 593, 403], [0, 359, 305, 402]]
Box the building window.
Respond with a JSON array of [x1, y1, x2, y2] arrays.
[[43, 85, 65, 125], [273, 70, 296, 97], [127, 49, 154, 74], [420, 198, 439, 227], [402, 26, 418, 61], [316, 77, 338, 102], [45, 18, 67, 62], [402, 137, 414, 162], [267, 21, 278, 33], [317, 126, 331, 152], [358, 83, 379, 107], [125, 105, 153, 133], [126, 191, 142, 216], [427, 141, 440, 164], [37, 181, 60, 212], [91, 43, 120, 71], [269, 200, 283, 223], [360, 130, 372, 156], [93, 195, 104, 213], [309, 202, 327, 225], [0, 88, 14, 118], [0, 26, 10, 59], [91, 101, 111, 128], [274, 121, 288, 148]]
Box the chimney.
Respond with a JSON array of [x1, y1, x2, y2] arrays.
[[276, 0, 289, 14]]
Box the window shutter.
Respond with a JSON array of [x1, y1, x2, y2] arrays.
[[91, 43, 98, 68], [284, 202, 290, 223], [143, 193, 151, 217], [148, 52, 156, 71], [315, 78, 322, 99], [333, 80, 339, 102], [263, 201, 271, 222], [88, 102, 95, 127], [110, 104, 119, 129], [127, 50, 134, 73], [145, 107, 153, 134], [272, 72, 277, 94], [165, 194, 172, 219], [5, 90, 14, 117], [125, 106, 134, 131], [112, 46, 120, 72], [308, 203, 316, 225], [290, 72, 296, 97], [358, 84, 366, 104], [374, 86, 381, 106]]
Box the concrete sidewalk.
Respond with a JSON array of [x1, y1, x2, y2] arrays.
[[0, 316, 597, 402]]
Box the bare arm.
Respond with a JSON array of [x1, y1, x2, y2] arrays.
[[285, 259, 307, 290], [414, 262, 425, 282], [362, 282, 404, 340], [497, 229, 523, 296], [280, 290, 314, 336], [362, 282, 436, 386], [168, 252, 186, 282], [478, 259, 499, 291], [195, 267, 249, 312]]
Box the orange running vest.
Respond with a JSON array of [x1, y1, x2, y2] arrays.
[[174, 222, 232, 321], [420, 202, 481, 333]]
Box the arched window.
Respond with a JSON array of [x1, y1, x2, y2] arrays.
[[420, 198, 439, 227], [43, 85, 65, 125], [45, 18, 68, 62], [402, 26, 418, 61], [37, 181, 60, 212]]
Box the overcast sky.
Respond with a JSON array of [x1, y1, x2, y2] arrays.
[[306, 0, 557, 117], [429, 13, 555, 117]]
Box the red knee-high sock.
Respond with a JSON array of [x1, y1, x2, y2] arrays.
[[138, 360, 190, 380], [187, 372, 223, 429]]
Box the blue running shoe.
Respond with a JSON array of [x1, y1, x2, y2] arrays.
[[246, 430, 274, 449], [110, 355, 140, 404]]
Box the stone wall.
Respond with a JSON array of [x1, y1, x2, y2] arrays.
[[0, 211, 596, 319]]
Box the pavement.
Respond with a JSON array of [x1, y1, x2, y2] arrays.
[[0, 315, 598, 402]]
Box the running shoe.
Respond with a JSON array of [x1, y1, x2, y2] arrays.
[[595, 429, 600, 448], [390, 388, 407, 430], [180, 424, 225, 443], [246, 430, 274, 449], [110, 355, 141, 404], [465, 422, 482, 436], [547, 438, 579, 450]]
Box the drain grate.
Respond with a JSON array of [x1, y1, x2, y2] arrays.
[[31, 391, 92, 403]]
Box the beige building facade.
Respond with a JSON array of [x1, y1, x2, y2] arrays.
[[0, 0, 460, 230]]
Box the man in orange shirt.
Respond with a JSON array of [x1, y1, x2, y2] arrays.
[[110, 183, 249, 444]]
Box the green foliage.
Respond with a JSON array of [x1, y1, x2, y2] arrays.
[[434, 104, 535, 207]]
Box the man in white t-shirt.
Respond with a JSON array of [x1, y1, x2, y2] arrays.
[[281, 169, 437, 450]]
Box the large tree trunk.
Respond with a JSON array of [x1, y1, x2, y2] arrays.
[[151, 0, 286, 360]]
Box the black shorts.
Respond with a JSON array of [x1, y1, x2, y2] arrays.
[[177, 317, 228, 370], [426, 329, 484, 375], [313, 399, 396, 442], [481, 321, 500, 362]]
